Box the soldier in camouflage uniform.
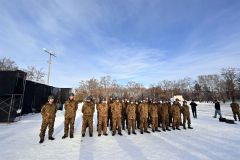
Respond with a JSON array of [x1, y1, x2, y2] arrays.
[[97, 97, 109, 136], [161, 99, 171, 131], [139, 98, 151, 134], [126, 98, 137, 135], [168, 100, 173, 127], [62, 93, 78, 139], [111, 97, 123, 136], [149, 100, 161, 132], [39, 95, 58, 143], [182, 101, 193, 129], [107, 96, 114, 130], [230, 99, 240, 121], [82, 96, 95, 137], [135, 100, 140, 129], [172, 99, 181, 130], [121, 98, 128, 130]]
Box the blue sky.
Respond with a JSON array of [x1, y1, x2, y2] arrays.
[[1, 0, 240, 88]]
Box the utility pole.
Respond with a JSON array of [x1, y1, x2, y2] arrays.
[[43, 48, 56, 85]]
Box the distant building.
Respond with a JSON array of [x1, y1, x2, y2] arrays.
[[171, 95, 184, 102]]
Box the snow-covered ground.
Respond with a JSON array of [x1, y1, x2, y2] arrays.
[[0, 102, 239, 160]]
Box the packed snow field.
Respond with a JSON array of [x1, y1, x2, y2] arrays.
[[0, 102, 239, 160]]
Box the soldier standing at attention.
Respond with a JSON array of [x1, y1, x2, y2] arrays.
[[107, 96, 114, 131], [230, 98, 240, 121], [97, 96, 109, 136], [139, 98, 151, 134], [126, 98, 137, 135], [149, 99, 161, 132], [168, 100, 173, 127], [121, 98, 128, 130], [182, 101, 193, 129], [111, 97, 123, 136], [81, 96, 95, 137], [62, 93, 78, 139], [39, 95, 58, 144], [172, 99, 181, 130], [161, 99, 171, 131]]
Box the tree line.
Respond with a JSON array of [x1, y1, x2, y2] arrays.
[[76, 68, 240, 102], [0, 57, 45, 83]]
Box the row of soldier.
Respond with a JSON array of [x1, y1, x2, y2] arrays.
[[38, 94, 193, 144]]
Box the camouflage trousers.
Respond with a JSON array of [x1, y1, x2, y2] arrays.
[[98, 116, 108, 134], [39, 119, 55, 139], [151, 117, 158, 131], [82, 115, 93, 135], [112, 116, 122, 134], [140, 117, 148, 132], [121, 114, 128, 130], [128, 119, 136, 133], [162, 114, 169, 130], [64, 116, 76, 136], [172, 116, 180, 129], [183, 114, 191, 127], [232, 111, 240, 121]]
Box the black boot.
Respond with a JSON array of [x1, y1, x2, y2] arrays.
[[62, 135, 68, 139], [39, 139, 44, 144], [82, 133, 85, 137], [163, 129, 166, 132], [118, 132, 123, 136], [188, 126, 193, 129], [156, 129, 161, 132], [176, 128, 181, 130], [141, 130, 143, 134], [183, 126, 186, 130], [132, 132, 137, 135], [172, 127, 175, 130], [48, 137, 55, 140], [152, 129, 155, 133], [145, 130, 151, 134], [167, 128, 171, 131], [90, 134, 93, 137], [112, 133, 115, 136], [98, 134, 101, 137], [103, 133, 108, 136], [128, 131, 131, 135], [70, 134, 74, 138]]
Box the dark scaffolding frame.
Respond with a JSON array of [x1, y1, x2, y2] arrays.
[[0, 71, 26, 122]]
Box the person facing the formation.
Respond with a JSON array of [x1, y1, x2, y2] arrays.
[[81, 96, 95, 137], [97, 96, 109, 136], [190, 100, 198, 118], [182, 101, 193, 129], [213, 100, 222, 118], [111, 97, 123, 136], [230, 98, 240, 121], [39, 95, 58, 144], [126, 98, 137, 135], [62, 93, 78, 139], [172, 98, 181, 130]]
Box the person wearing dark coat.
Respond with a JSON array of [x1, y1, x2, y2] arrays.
[[190, 100, 198, 118], [213, 100, 222, 118]]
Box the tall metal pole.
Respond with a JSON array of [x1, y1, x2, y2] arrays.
[[43, 48, 56, 85]]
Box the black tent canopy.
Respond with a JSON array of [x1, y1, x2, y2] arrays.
[[0, 70, 72, 122]]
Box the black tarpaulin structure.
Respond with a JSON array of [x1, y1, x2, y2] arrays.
[[0, 70, 72, 122]]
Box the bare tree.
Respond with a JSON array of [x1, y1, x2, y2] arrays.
[[23, 66, 45, 83], [221, 68, 239, 100], [0, 57, 18, 71]]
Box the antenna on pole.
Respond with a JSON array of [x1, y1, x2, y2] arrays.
[[42, 48, 56, 85]]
